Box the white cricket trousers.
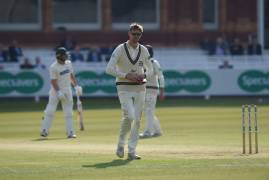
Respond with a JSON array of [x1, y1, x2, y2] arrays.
[[144, 90, 162, 135], [41, 88, 75, 136], [117, 91, 145, 154]]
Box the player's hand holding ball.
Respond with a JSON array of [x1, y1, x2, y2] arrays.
[[126, 73, 146, 84], [57, 91, 66, 101], [126, 72, 138, 82], [75, 85, 83, 96], [136, 74, 146, 84]]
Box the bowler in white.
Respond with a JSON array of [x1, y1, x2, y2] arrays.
[[106, 23, 153, 160]]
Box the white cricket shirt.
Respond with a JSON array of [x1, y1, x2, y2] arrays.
[[146, 58, 165, 89], [49, 60, 73, 90], [106, 41, 153, 92]]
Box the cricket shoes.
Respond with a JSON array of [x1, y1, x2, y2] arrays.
[[127, 153, 141, 160], [116, 146, 124, 158], [67, 134, 77, 138], [67, 131, 77, 138], [152, 132, 162, 137], [139, 132, 151, 139], [40, 129, 48, 137]]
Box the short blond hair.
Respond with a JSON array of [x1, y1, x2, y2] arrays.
[[129, 23, 143, 33]]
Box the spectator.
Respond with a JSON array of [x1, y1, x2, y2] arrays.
[[8, 40, 23, 62], [214, 37, 229, 55], [200, 38, 210, 51], [87, 47, 101, 62], [70, 46, 84, 62], [59, 36, 76, 51], [20, 58, 34, 69], [219, 60, 233, 69], [0, 43, 8, 62], [230, 38, 244, 55], [100, 46, 113, 62], [34, 56, 46, 70], [200, 38, 216, 55], [247, 37, 262, 55]]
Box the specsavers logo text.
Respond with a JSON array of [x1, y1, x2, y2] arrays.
[[164, 70, 211, 93], [76, 71, 116, 93], [238, 70, 269, 92], [0, 72, 43, 94]]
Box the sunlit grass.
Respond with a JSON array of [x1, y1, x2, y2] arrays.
[[0, 99, 268, 180]]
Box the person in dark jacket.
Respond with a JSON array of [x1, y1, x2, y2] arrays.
[[247, 37, 262, 55]]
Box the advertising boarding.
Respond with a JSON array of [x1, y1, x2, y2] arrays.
[[0, 68, 268, 97]]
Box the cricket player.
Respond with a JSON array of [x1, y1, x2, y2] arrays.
[[140, 45, 165, 138], [40, 47, 82, 138], [106, 23, 153, 160]]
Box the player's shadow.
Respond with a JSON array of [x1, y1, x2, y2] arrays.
[[32, 138, 67, 141], [82, 159, 131, 169]]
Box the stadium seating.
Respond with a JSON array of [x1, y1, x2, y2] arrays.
[[1, 48, 269, 71]]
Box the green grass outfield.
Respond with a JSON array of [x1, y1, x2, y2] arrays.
[[0, 97, 269, 180]]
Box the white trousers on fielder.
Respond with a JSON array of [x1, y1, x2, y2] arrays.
[[41, 89, 75, 136], [117, 91, 145, 154], [144, 90, 162, 135]]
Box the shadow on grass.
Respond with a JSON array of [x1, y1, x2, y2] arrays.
[[82, 159, 131, 168], [32, 137, 67, 141]]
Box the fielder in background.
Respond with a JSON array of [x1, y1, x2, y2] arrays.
[[140, 45, 165, 138], [106, 23, 153, 160], [40, 47, 82, 138]]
